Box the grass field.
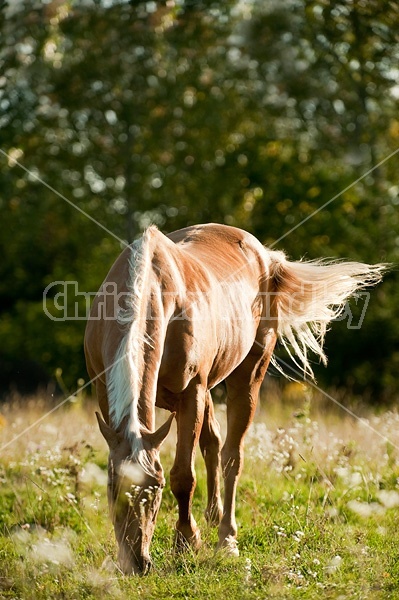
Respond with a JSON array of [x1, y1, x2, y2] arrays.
[[1, 382, 399, 599]]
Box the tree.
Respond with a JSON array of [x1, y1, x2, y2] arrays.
[[0, 0, 398, 399]]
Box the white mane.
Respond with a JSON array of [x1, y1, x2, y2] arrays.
[[107, 226, 157, 472]]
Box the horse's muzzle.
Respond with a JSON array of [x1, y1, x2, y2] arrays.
[[119, 551, 153, 576]]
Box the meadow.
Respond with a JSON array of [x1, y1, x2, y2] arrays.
[[1, 383, 399, 599]]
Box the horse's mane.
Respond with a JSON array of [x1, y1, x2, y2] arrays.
[[107, 226, 159, 472]]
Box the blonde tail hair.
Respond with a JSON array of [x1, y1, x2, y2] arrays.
[[268, 250, 387, 378]]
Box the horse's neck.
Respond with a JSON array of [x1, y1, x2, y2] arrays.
[[135, 276, 175, 434]]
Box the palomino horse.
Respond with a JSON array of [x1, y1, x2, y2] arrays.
[[84, 223, 384, 574]]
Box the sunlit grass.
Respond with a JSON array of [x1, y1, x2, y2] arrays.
[[1, 385, 399, 598]]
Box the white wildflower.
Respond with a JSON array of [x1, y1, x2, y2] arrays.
[[349, 471, 363, 487], [65, 492, 77, 504], [32, 537, 74, 568], [292, 530, 305, 542], [118, 462, 145, 485], [377, 490, 399, 508], [347, 500, 385, 518], [325, 507, 338, 519], [79, 463, 107, 487], [244, 558, 252, 584], [325, 555, 342, 574]]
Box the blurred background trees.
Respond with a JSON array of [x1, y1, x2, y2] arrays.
[[1, 0, 398, 400]]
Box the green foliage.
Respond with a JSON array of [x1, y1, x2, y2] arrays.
[[0, 0, 398, 397]]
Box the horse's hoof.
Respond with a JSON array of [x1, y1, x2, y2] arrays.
[[174, 529, 201, 553], [218, 535, 239, 557]]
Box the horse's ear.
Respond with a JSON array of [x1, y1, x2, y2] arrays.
[[95, 412, 121, 449], [141, 413, 175, 450]]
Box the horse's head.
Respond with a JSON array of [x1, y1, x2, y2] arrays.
[[96, 412, 175, 575]]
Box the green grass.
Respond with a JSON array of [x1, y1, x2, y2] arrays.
[[1, 388, 399, 599]]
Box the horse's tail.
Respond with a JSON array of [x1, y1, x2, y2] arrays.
[[107, 226, 161, 454], [267, 250, 387, 378]]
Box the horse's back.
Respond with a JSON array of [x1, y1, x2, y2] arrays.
[[168, 223, 268, 282]]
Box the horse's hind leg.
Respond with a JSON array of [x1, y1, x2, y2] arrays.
[[219, 345, 274, 555], [199, 391, 223, 527], [170, 379, 206, 552]]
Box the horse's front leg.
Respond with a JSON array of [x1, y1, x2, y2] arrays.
[[170, 380, 206, 551], [199, 391, 223, 526]]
